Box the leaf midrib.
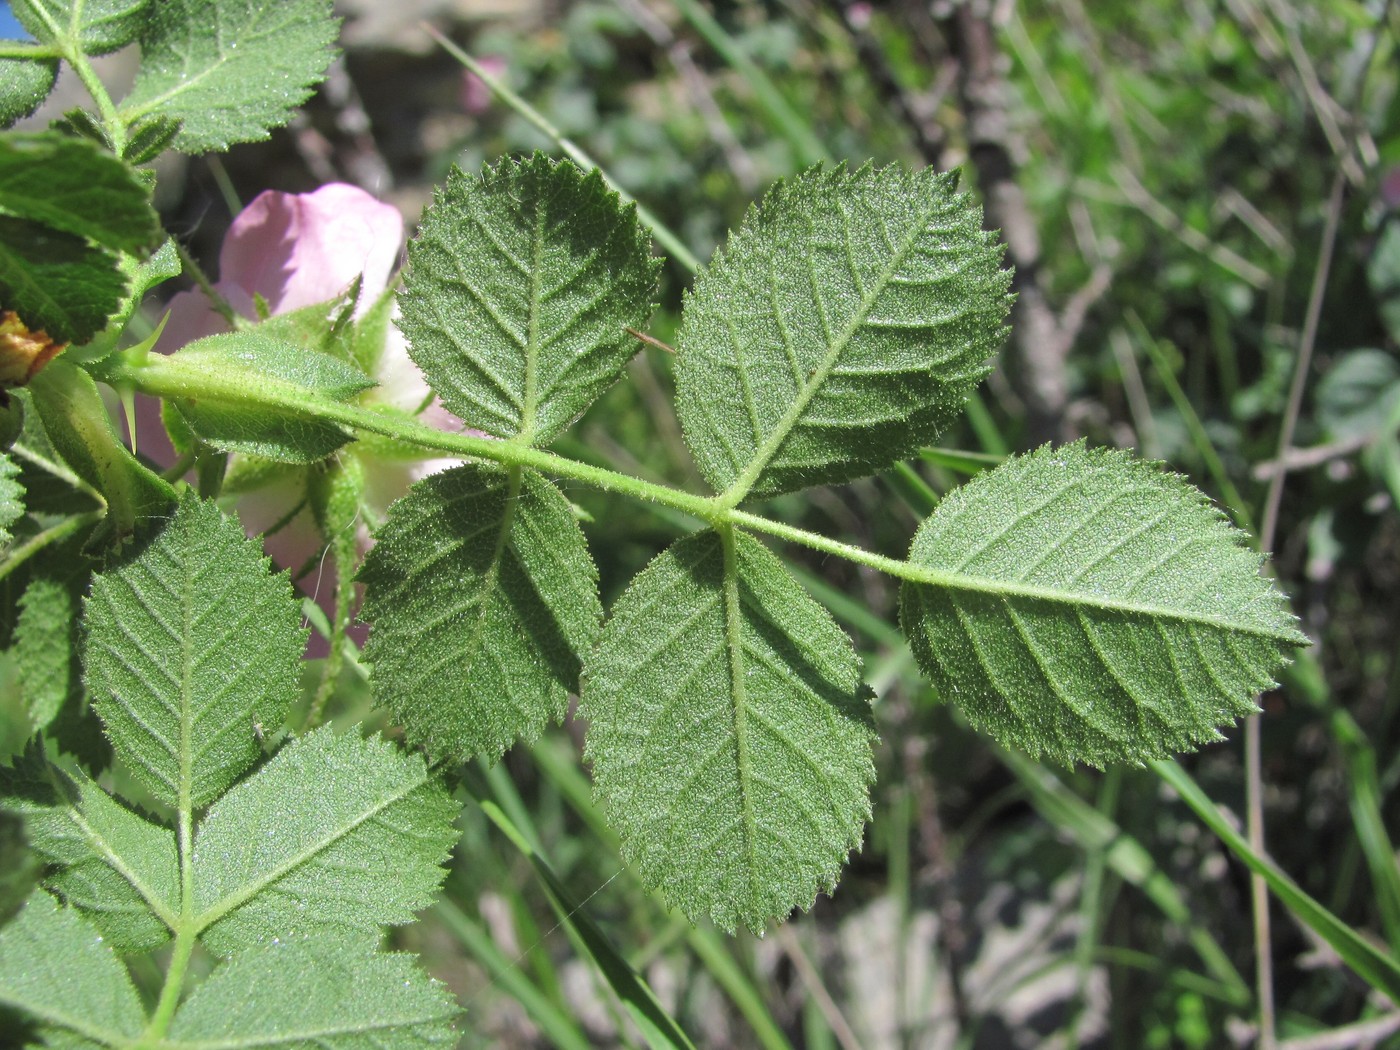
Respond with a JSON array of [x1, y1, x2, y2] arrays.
[[519, 184, 545, 443], [717, 192, 933, 506], [717, 527, 760, 909], [52, 772, 181, 928], [191, 771, 429, 930], [121, 3, 290, 121], [908, 562, 1302, 643]]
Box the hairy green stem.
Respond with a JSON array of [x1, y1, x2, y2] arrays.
[[0, 511, 103, 583], [66, 48, 128, 154], [0, 41, 61, 58], [102, 351, 1304, 645], [143, 926, 195, 1040], [174, 242, 240, 328], [145, 804, 197, 1039]]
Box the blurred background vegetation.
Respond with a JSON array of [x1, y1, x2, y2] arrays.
[[8, 0, 1400, 1046]]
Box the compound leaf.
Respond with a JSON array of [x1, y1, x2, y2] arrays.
[[0, 132, 162, 254], [0, 56, 57, 128], [168, 936, 459, 1048], [675, 164, 1012, 501], [120, 0, 339, 153], [398, 154, 660, 445], [899, 443, 1307, 767], [12, 0, 151, 55], [0, 450, 22, 546], [1, 753, 177, 952], [191, 727, 458, 955], [83, 492, 305, 809], [360, 463, 600, 764], [581, 528, 875, 932], [0, 890, 145, 1044]]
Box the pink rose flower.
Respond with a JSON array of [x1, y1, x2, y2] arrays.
[[145, 183, 463, 650], [162, 183, 405, 345]]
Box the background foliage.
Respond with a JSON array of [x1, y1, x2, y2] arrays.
[[2, 0, 1398, 1047]]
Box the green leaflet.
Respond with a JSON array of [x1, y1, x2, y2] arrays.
[[581, 528, 875, 933], [899, 443, 1307, 767], [119, 0, 339, 153], [0, 132, 162, 254], [0, 451, 22, 547], [12, 0, 151, 55], [0, 132, 161, 343], [0, 215, 127, 346], [0, 890, 146, 1044], [82, 492, 305, 808], [15, 576, 82, 730], [398, 153, 660, 445], [192, 727, 458, 955], [0, 732, 461, 1043], [0, 55, 57, 128], [0, 753, 178, 953], [675, 164, 1013, 501], [167, 937, 459, 1048], [360, 463, 601, 764]]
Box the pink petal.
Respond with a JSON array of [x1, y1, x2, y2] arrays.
[[219, 184, 404, 316]]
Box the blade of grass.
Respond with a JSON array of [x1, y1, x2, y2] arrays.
[[1151, 758, 1400, 1005], [1282, 653, 1400, 948], [1125, 314, 1255, 534], [476, 797, 698, 1050], [529, 737, 796, 1050], [434, 897, 595, 1050], [917, 447, 1004, 476], [1000, 748, 1250, 1006], [422, 23, 702, 274], [665, 0, 832, 168]]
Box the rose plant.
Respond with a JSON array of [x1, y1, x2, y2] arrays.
[[0, 3, 1384, 1049]]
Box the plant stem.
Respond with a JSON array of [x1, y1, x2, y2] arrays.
[[143, 593, 205, 1039], [421, 24, 702, 274], [0, 511, 103, 582], [65, 48, 128, 155], [144, 927, 195, 1039], [103, 351, 1306, 644]]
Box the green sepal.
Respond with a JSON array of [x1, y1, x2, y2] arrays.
[[157, 331, 374, 463], [26, 358, 175, 547], [121, 114, 181, 165]]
